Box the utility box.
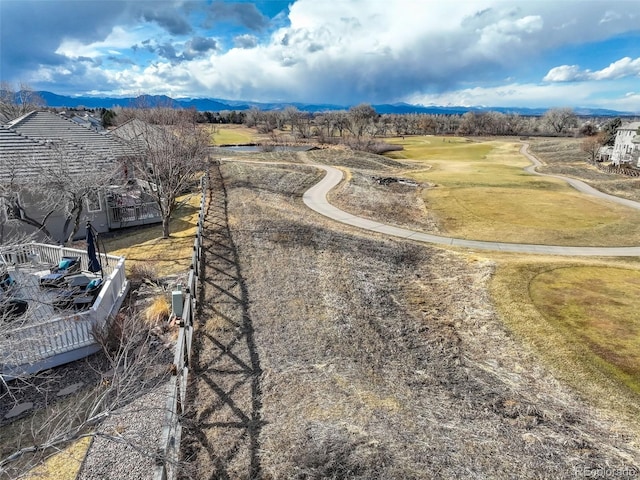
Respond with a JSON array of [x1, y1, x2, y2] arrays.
[[171, 284, 184, 318]]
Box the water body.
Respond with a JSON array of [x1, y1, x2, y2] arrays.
[[214, 145, 316, 153]]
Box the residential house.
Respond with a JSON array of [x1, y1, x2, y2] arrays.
[[597, 145, 613, 163], [610, 121, 640, 167], [0, 110, 161, 243]]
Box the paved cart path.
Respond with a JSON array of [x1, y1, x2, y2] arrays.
[[301, 144, 640, 257]]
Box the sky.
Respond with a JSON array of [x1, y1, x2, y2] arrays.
[[1, 0, 640, 111]]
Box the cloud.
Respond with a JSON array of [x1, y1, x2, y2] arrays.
[[544, 57, 640, 82], [140, 6, 192, 35], [2, 0, 640, 110], [406, 81, 640, 112], [543, 65, 585, 82], [183, 36, 218, 59], [206, 1, 269, 30], [234, 34, 258, 49], [591, 57, 640, 80], [600, 10, 622, 24], [140, 36, 218, 63]]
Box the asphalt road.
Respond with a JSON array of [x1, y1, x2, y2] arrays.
[[302, 144, 640, 257]]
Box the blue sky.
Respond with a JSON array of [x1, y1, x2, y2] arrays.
[[1, 0, 640, 111]]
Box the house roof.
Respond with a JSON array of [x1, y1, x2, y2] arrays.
[[617, 121, 640, 132], [0, 126, 115, 182], [108, 118, 167, 154], [4, 110, 133, 160]]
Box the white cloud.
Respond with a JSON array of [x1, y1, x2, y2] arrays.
[[543, 65, 585, 82], [12, 0, 640, 109], [600, 10, 622, 24], [544, 57, 640, 83], [56, 26, 150, 59], [406, 81, 640, 113], [591, 57, 640, 80], [477, 15, 543, 50]]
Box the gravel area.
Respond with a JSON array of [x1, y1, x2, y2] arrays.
[[77, 384, 170, 480], [1, 273, 179, 480]]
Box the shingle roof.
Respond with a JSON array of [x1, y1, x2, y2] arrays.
[[5, 110, 134, 160], [0, 110, 130, 183], [618, 121, 640, 131], [0, 126, 116, 182], [109, 118, 165, 154]]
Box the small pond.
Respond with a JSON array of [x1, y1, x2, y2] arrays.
[[214, 145, 315, 153]]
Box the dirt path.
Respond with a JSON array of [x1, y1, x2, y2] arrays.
[[179, 163, 264, 480]]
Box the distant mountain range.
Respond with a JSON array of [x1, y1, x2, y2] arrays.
[[35, 91, 636, 117]]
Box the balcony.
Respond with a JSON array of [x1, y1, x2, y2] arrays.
[[0, 243, 129, 380]]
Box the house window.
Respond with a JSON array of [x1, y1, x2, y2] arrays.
[[1, 194, 25, 221], [86, 191, 102, 213]]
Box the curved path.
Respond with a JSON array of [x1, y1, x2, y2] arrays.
[[302, 144, 640, 256]]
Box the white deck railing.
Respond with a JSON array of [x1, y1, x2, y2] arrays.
[[0, 244, 129, 379]]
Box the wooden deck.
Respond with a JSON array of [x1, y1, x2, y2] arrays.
[[0, 243, 129, 380]]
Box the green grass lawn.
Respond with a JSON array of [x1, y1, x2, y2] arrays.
[[385, 136, 640, 246], [491, 257, 640, 418], [210, 125, 256, 145], [529, 265, 640, 393]]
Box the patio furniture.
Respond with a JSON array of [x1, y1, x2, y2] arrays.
[[1, 299, 29, 319], [0, 271, 16, 292], [0, 270, 28, 320], [72, 279, 104, 311], [53, 277, 102, 311], [39, 256, 81, 287]]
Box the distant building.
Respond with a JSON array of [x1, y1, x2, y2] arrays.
[[610, 121, 640, 167], [597, 145, 613, 162]]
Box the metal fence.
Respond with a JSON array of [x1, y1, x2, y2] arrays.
[[154, 173, 208, 480]]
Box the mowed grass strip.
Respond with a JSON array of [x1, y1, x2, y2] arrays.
[[529, 265, 640, 393], [385, 136, 640, 246], [22, 437, 92, 480], [209, 125, 256, 145], [491, 257, 640, 419]]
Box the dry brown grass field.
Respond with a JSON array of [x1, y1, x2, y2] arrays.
[[181, 147, 640, 479]]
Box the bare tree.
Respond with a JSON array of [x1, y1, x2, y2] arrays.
[[0, 159, 55, 242], [0, 142, 121, 244], [347, 104, 378, 139], [34, 144, 121, 244], [543, 107, 578, 135], [581, 134, 606, 163], [0, 307, 175, 479], [0, 82, 45, 123], [118, 109, 209, 238], [601, 117, 622, 146], [285, 107, 312, 139]]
